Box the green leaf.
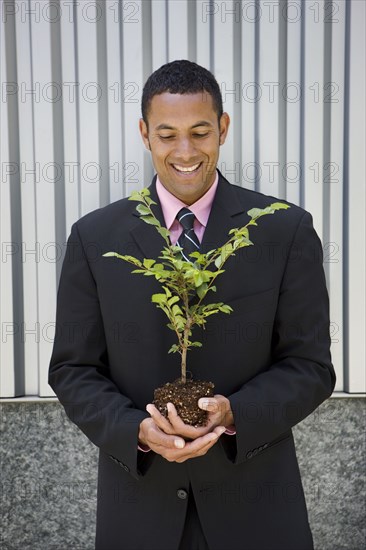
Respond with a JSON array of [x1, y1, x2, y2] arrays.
[[136, 204, 151, 216], [269, 202, 290, 211], [168, 344, 181, 354], [193, 272, 203, 287], [118, 255, 143, 267], [196, 283, 208, 300], [143, 258, 156, 269], [214, 256, 222, 269], [128, 190, 143, 202], [145, 197, 157, 207], [218, 304, 233, 314], [162, 286, 172, 298], [140, 215, 160, 226], [168, 296, 180, 306], [172, 304, 184, 317], [247, 207, 264, 219], [156, 226, 171, 240], [219, 243, 233, 265], [151, 293, 167, 304], [189, 341, 202, 348], [175, 317, 185, 330]]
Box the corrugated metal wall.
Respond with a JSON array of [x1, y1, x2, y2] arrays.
[[1, 0, 365, 397]]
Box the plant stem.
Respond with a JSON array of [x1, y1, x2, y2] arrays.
[[181, 340, 188, 384]]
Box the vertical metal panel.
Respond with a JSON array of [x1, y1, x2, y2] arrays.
[[1, 0, 365, 397], [121, 0, 149, 194], [60, 0, 80, 230], [345, 0, 366, 392], [151, 0, 167, 70], [14, 1, 38, 395], [213, 1, 242, 183], [195, 0, 211, 69], [328, 0, 346, 390], [29, 2, 58, 395], [301, 0, 325, 242], [285, 0, 302, 205], [75, 1, 101, 215], [105, 0, 125, 203], [240, 1, 257, 190], [167, 0, 195, 61], [257, 0, 282, 198], [1, 2, 16, 396]]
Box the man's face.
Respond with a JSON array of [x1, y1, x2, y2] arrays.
[[139, 92, 230, 205]]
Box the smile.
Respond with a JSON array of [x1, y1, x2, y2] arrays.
[[172, 162, 202, 174]]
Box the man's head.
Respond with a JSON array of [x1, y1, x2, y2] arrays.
[[139, 60, 230, 205], [141, 60, 224, 126]]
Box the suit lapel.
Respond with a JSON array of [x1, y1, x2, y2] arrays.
[[200, 170, 247, 253], [129, 174, 168, 259]]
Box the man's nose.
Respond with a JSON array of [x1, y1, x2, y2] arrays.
[[174, 137, 197, 160]]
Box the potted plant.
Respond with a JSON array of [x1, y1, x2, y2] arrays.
[[103, 188, 290, 427]]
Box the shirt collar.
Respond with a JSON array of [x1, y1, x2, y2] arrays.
[[156, 170, 219, 229]]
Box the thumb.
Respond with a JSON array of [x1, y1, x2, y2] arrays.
[[198, 398, 218, 412]]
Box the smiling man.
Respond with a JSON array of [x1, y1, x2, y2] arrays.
[[49, 60, 335, 550], [139, 90, 229, 205]]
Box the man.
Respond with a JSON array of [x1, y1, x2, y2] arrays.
[[49, 60, 335, 550]]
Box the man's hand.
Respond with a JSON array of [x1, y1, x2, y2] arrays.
[[145, 394, 235, 441], [138, 417, 226, 463]]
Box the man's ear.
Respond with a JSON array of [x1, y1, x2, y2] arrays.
[[139, 118, 151, 150], [219, 112, 230, 145]]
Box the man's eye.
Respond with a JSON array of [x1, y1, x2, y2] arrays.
[[159, 135, 174, 140], [193, 133, 209, 138]]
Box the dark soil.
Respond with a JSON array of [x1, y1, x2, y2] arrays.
[[153, 378, 215, 428]]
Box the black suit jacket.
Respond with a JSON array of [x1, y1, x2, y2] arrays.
[[49, 171, 335, 550]]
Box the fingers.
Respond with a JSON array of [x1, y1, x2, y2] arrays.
[[198, 397, 220, 413], [166, 402, 211, 438], [147, 402, 211, 439], [141, 416, 226, 463], [173, 426, 227, 463], [146, 404, 176, 434], [139, 417, 186, 451], [198, 395, 235, 427]]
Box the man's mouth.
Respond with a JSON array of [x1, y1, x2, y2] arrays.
[[171, 162, 202, 174]]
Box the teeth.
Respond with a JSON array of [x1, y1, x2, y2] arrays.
[[173, 163, 200, 173]]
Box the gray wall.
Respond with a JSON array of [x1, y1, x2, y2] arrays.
[[1, 0, 366, 397], [1, 398, 365, 550]]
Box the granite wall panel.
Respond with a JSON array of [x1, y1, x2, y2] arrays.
[[0, 398, 364, 550]]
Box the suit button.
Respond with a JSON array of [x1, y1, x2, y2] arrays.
[[246, 451, 253, 459], [252, 448, 259, 456], [177, 489, 188, 500], [121, 463, 130, 472]]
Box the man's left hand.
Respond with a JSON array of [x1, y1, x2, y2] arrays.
[[145, 394, 235, 440]]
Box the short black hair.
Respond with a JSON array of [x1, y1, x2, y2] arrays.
[[141, 60, 223, 126]]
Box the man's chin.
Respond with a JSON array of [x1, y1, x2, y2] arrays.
[[170, 182, 212, 204]]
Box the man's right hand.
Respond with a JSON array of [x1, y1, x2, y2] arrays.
[[138, 417, 226, 463]]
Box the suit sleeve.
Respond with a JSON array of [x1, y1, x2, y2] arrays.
[[226, 211, 336, 465], [48, 222, 151, 481]]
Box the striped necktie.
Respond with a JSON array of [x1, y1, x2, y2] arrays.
[[176, 207, 200, 262]]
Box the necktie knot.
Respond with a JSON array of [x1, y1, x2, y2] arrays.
[[176, 207, 200, 262], [176, 207, 195, 231]]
